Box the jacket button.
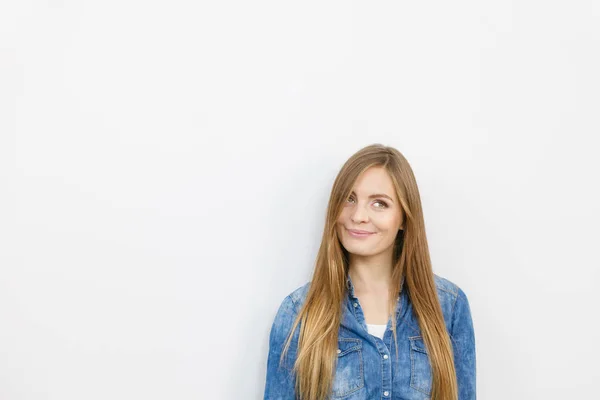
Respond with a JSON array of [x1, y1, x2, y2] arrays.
[[383, 391, 389, 396], [336, 349, 341, 354], [383, 354, 388, 359], [353, 302, 358, 307]]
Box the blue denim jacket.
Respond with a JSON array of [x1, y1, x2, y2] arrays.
[[263, 274, 476, 399]]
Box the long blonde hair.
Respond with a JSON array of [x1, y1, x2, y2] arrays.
[[280, 144, 458, 400]]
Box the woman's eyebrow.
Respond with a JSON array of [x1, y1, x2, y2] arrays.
[[351, 190, 393, 202]]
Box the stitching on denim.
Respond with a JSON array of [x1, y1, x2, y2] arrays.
[[409, 336, 432, 396], [331, 351, 364, 399], [288, 294, 300, 315], [434, 274, 458, 296], [450, 289, 459, 315], [380, 345, 384, 399], [358, 348, 364, 393], [409, 336, 427, 353], [337, 338, 362, 356], [349, 296, 359, 321], [410, 336, 416, 389], [396, 291, 416, 334], [331, 345, 365, 399], [438, 286, 457, 296], [450, 288, 460, 336], [409, 337, 427, 354]]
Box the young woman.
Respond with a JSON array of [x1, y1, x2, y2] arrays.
[[263, 144, 476, 400]]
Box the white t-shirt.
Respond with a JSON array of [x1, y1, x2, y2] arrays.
[[366, 323, 387, 340]]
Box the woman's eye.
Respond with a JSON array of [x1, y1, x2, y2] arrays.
[[374, 200, 388, 208], [346, 196, 388, 209]]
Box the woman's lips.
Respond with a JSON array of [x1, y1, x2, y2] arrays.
[[347, 228, 375, 238]]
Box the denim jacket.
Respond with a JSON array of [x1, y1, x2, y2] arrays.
[[263, 274, 476, 399]]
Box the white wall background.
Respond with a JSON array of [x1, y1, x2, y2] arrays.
[[1, 0, 599, 399]]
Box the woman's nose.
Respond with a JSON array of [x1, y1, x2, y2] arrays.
[[350, 204, 369, 223]]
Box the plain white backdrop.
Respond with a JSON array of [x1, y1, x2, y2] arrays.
[[1, 0, 599, 399]]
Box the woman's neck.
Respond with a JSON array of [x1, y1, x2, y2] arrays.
[[348, 263, 392, 295]]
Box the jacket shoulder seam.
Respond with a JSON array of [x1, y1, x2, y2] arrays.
[[288, 294, 299, 313], [434, 275, 459, 296], [288, 282, 310, 314], [438, 286, 457, 296], [450, 287, 460, 317]]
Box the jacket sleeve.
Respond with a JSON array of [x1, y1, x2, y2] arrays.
[[263, 294, 301, 400], [450, 286, 477, 400]]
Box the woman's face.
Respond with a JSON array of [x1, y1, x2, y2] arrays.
[[336, 166, 404, 258]]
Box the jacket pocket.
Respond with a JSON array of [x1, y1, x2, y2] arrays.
[[331, 338, 364, 398], [409, 336, 432, 396]]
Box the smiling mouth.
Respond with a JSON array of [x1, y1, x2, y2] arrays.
[[347, 228, 375, 234]]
